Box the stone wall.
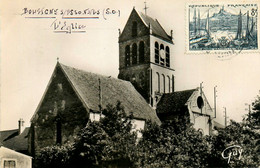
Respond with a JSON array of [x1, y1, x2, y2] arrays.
[[29, 65, 88, 155], [119, 9, 149, 43]]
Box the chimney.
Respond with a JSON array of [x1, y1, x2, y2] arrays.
[[18, 119, 25, 134], [170, 30, 173, 39]]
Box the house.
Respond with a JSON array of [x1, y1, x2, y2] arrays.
[[28, 62, 160, 156], [0, 119, 29, 155], [0, 145, 32, 168]]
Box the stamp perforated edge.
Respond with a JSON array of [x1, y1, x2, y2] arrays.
[[185, 1, 260, 57]]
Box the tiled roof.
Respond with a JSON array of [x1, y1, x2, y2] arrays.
[[0, 129, 18, 143], [137, 10, 173, 43], [59, 63, 161, 124], [0, 128, 29, 152], [157, 89, 196, 115]]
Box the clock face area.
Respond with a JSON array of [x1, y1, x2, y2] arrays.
[[160, 49, 165, 59]]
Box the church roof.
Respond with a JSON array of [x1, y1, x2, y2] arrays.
[[136, 10, 173, 43], [0, 128, 29, 152], [60, 63, 160, 124], [33, 63, 160, 124], [157, 89, 196, 114]]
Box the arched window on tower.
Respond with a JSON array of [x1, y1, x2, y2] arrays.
[[132, 43, 137, 65], [155, 42, 159, 63], [125, 45, 130, 67], [167, 76, 171, 93], [162, 74, 165, 93], [156, 72, 160, 92], [166, 46, 170, 67], [160, 44, 165, 66], [132, 21, 137, 37], [139, 41, 145, 63]]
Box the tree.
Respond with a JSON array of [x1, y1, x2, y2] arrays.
[[207, 94, 260, 167], [35, 142, 74, 168], [70, 121, 110, 167], [136, 115, 211, 168], [250, 94, 260, 128], [35, 101, 138, 168]]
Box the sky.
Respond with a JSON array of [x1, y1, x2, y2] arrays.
[[0, 0, 260, 130]]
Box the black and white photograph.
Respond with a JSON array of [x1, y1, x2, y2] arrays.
[[0, 0, 259, 167]]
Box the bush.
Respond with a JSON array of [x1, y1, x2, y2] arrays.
[[35, 96, 260, 168]]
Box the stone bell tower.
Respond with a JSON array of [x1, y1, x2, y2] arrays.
[[118, 8, 175, 107]]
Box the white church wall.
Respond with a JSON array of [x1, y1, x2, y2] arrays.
[[131, 119, 145, 138], [89, 112, 105, 122], [187, 90, 214, 117], [190, 114, 210, 135], [187, 89, 213, 135], [89, 112, 145, 138], [150, 35, 175, 107]]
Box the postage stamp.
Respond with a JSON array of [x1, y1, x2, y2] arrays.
[[186, 2, 260, 55]]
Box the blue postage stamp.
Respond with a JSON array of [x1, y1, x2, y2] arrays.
[[186, 2, 260, 54]]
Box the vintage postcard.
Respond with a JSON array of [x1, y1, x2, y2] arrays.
[[186, 1, 260, 57], [1, 0, 259, 167]]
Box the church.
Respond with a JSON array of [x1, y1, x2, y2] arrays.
[[25, 8, 219, 156], [117, 8, 215, 134]]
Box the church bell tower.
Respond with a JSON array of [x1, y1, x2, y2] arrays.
[[118, 8, 175, 107]]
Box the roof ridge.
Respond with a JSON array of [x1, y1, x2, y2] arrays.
[[136, 10, 173, 43], [154, 19, 171, 38], [164, 88, 197, 95], [59, 63, 129, 83]]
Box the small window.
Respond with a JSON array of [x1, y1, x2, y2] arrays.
[[197, 96, 204, 109], [4, 160, 16, 168], [132, 43, 137, 65], [139, 41, 145, 63], [155, 42, 159, 63], [57, 83, 63, 92], [125, 45, 130, 67], [166, 46, 170, 67], [132, 21, 137, 37]]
